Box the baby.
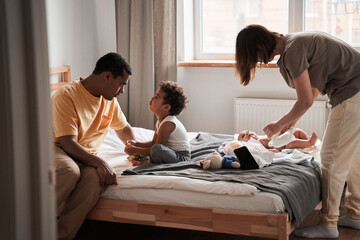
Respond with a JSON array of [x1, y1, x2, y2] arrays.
[[238, 128, 317, 152]]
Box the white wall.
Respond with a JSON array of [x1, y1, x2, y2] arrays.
[[46, 0, 116, 79], [177, 67, 328, 135], [45, 0, 328, 135]]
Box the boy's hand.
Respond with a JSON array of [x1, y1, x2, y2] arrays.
[[124, 145, 136, 155], [126, 139, 136, 147]]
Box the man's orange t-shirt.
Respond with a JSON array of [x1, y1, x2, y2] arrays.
[[52, 79, 127, 154]]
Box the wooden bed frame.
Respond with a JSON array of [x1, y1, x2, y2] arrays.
[[50, 65, 71, 90], [50, 65, 295, 240], [87, 199, 294, 240]]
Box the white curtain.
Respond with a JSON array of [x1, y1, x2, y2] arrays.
[[115, 0, 176, 129]]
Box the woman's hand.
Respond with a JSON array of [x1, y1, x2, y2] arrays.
[[280, 123, 294, 134], [263, 122, 283, 139], [263, 70, 318, 140]]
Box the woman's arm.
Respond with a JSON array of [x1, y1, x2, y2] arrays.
[[274, 87, 319, 134], [264, 69, 319, 138]]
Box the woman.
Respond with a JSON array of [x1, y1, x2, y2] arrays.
[[235, 24, 360, 238]]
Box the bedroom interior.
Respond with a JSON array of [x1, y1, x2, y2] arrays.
[[1, 0, 360, 240], [48, 66, 346, 240]]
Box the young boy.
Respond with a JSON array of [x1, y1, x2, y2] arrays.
[[125, 81, 190, 166], [238, 128, 317, 152]]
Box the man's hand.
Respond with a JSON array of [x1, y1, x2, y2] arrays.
[[124, 145, 137, 155], [95, 161, 117, 187], [59, 135, 118, 187]]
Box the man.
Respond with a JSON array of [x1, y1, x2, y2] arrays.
[[52, 52, 135, 240]]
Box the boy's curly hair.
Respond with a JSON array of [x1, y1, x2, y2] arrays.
[[159, 81, 189, 116]]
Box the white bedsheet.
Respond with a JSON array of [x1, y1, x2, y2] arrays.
[[99, 128, 256, 196], [98, 127, 285, 213]]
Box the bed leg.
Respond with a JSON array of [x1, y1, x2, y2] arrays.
[[278, 227, 289, 240], [278, 214, 290, 240], [278, 232, 289, 240]]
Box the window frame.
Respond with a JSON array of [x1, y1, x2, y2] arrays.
[[190, 0, 359, 61]]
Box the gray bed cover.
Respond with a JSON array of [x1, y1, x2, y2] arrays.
[[123, 132, 321, 227]]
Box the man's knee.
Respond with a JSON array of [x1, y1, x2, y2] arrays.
[[80, 167, 102, 192], [54, 147, 81, 183], [56, 161, 81, 186], [55, 159, 81, 215]]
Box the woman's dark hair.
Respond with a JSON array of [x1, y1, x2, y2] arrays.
[[159, 81, 189, 116], [93, 52, 132, 78], [235, 25, 277, 86]]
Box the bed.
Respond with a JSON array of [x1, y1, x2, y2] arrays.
[[50, 66, 322, 240]]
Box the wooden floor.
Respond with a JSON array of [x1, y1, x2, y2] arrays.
[[75, 206, 360, 240]]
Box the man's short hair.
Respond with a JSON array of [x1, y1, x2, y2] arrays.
[[160, 81, 189, 116], [93, 52, 132, 78]]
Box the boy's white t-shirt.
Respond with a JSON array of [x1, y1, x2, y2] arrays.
[[156, 115, 190, 152]]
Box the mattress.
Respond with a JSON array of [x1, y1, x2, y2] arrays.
[[98, 127, 286, 214]]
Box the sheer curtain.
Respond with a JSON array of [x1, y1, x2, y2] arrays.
[[115, 0, 176, 129]]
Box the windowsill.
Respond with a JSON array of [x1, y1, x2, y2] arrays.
[[177, 60, 278, 68]]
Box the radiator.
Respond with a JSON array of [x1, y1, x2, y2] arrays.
[[234, 98, 329, 139]]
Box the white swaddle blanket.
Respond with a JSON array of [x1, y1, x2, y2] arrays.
[[268, 127, 296, 148], [223, 137, 321, 169]]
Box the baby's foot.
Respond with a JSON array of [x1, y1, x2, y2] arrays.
[[309, 132, 318, 146], [338, 216, 360, 229], [293, 225, 338, 238]]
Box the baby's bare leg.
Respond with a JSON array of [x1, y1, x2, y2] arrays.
[[285, 132, 317, 149], [293, 128, 309, 140], [309, 132, 318, 145]]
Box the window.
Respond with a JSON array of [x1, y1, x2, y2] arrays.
[[305, 0, 360, 47], [189, 0, 360, 60], [196, 0, 289, 59]]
